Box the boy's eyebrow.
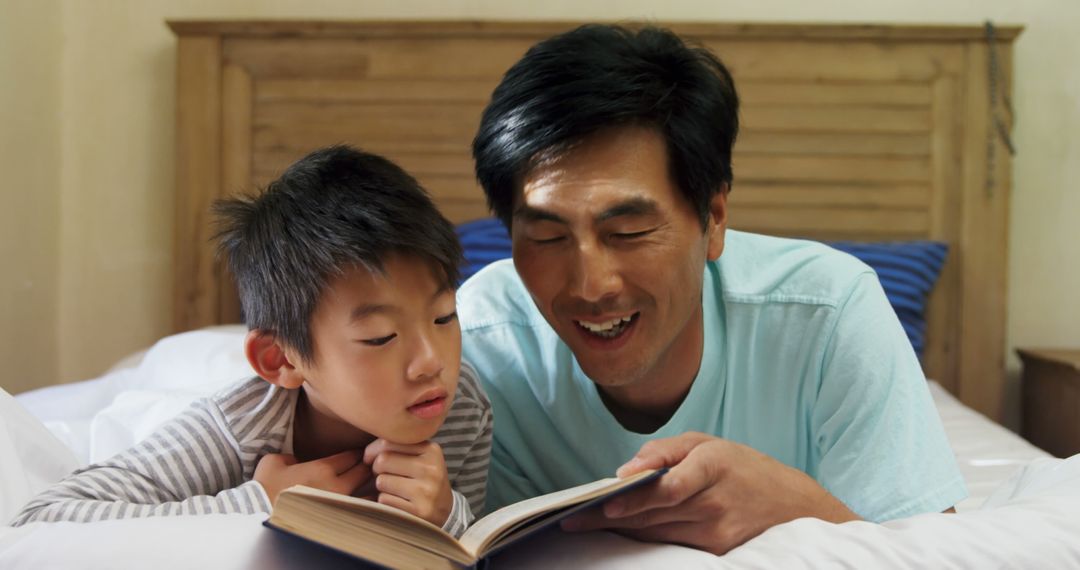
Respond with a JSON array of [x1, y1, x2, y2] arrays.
[[349, 303, 395, 322], [432, 282, 453, 302], [348, 283, 452, 322]]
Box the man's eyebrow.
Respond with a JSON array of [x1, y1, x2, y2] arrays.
[[513, 198, 659, 225], [595, 198, 659, 223], [512, 205, 567, 224]]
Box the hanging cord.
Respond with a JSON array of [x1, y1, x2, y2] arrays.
[[985, 20, 1017, 196]]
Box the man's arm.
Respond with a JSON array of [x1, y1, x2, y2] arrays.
[[561, 432, 860, 554], [563, 273, 964, 552]]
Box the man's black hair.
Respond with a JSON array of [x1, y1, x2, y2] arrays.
[[473, 24, 739, 228], [213, 145, 462, 362]]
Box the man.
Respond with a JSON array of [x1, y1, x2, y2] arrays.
[[458, 24, 965, 555]]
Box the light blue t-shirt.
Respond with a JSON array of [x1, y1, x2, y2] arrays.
[[458, 230, 967, 522]]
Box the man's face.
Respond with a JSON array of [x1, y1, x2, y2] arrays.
[[511, 126, 727, 401], [290, 255, 462, 444]]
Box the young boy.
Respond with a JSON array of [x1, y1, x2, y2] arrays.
[[12, 145, 492, 537]]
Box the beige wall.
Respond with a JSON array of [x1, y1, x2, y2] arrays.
[[0, 0, 62, 395], [3, 1, 1078, 421]]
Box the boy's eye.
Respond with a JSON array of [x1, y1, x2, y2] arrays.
[[361, 334, 396, 346], [434, 311, 458, 325]]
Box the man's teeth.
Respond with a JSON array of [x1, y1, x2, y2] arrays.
[[577, 315, 634, 336]]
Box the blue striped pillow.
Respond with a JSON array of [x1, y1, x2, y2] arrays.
[[456, 218, 513, 282], [825, 241, 947, 358], [455, 219, 947, 357]]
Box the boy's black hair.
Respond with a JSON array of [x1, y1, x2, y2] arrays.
[[472, 24, 740, 229], [213, 145, 462, 362]]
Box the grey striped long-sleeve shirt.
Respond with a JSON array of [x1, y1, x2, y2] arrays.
[[11, 362, 492, 537]]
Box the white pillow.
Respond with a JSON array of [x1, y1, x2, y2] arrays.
[[86, 326, 254, 462], [0, 387, 78, 523], [123, 325, 253, 392]]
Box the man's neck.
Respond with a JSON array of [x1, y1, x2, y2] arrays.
[[597, 307, 705, 433]]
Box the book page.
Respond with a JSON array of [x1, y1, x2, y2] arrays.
[[459, 469, 660, 556], [279, 485, 472, 562]]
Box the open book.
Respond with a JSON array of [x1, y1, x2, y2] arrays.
[[263, 468, 665, 569]]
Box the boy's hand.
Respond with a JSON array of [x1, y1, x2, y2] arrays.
[[364, 439, 453, 527], [254, 450, 371, 506]]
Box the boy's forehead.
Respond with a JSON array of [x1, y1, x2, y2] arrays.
[[319, 257, 452, 312]]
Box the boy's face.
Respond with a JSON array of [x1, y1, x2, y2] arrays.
[[291, 254, 461, 445]]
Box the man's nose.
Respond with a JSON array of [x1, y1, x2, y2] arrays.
[[570, 242, 623, 303]]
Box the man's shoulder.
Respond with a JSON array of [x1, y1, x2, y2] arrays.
[[715, 231, 875, 308], [457, 259, 545, 332]]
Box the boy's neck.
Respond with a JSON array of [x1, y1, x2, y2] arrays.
[[291, 389, 377, 462]]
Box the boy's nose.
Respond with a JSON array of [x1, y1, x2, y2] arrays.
[[407, 335, 444, 382]]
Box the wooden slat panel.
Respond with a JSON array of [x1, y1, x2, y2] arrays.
[[738, 81, 932, 107], [730, 183, 930, 209], [219, 64, 253, 323], [174, 36, 222, 333], [253, 128, 931, 159], [700, 41, 966, 81], [255, 150, 474, 178], [956, 42, 1011, 422], [254, 102, 485, 143], [737, 132, 930, 157], [921, 74, 963, 393], [257, 78, 498, 104], [729, 206, 930, 236], [253, 151, 930, 193], [737, 155, 929, 183], [741, 106, 931, 134], [172, 20, 1024, 42], [254, 130, 470, 155], [260, 78, 932, 107], [251, 169, 485, 202], [225, 37, 533, 79]]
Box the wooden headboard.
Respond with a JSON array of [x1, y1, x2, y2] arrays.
[[168, 21, 1019, 421]]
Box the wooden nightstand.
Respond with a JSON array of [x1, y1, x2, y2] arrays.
[[1017, 348, 1080, 458]]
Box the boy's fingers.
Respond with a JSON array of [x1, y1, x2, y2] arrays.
[[365, 439, 436, 464], [377, 492, 417, 518], [274, 453, 298, 467], [317, 449, 364, 474], [375, 472, 419, 500], [374, 440, 433, 456], [370, 451, 429, 479], [363, 439, 387, 465], [334, 461, 373, 494]]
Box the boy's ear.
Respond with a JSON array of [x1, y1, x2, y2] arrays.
[[244, 330, 305, 389]]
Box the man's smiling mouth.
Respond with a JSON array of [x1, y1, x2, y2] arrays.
[[575, 313, 639, 338]]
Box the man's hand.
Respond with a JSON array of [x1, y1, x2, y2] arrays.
[[560, 432, 860, 555], [254, 450, 371, 506], [364, 439, 453, 527]]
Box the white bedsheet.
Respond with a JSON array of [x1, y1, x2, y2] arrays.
[[2, 327, 1076, 568]]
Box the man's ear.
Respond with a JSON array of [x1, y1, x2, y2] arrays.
[[705, 185, 729, 261], [244, 330, 305, 389]]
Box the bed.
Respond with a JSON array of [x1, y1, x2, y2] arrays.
[[5, 18, 1080, 569], [2, 326, 1077, 567]]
